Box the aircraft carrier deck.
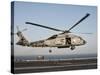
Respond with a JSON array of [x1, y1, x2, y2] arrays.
[[13, 58, 97, 73]]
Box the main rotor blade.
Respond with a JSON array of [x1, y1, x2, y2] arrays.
[[68, 13, 90, 31], [71, 32, 93, 34], [26, 22, 64, 32]]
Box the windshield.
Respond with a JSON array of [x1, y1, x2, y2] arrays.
[[47, 35, 57, 40]]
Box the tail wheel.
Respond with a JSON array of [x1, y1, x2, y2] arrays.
[[71, 46, 75, 50]]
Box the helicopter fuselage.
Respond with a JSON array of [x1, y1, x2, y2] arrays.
[[28, 33, 86, 50]]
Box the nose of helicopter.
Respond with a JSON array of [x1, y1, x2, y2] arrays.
[[83, 40, 86, 44]]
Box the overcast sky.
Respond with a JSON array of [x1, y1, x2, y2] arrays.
[[13, 1, 97, 56]]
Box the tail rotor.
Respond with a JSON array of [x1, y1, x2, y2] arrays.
[[12, 26, 29, 46]]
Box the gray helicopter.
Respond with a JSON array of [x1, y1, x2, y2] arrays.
[[16, 13, 90, 52]]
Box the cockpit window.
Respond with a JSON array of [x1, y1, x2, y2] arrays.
[[79, 37, 82, 40], [47, 35, 57, 40]]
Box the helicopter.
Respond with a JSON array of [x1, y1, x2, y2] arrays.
[[15, 13, 90, 52]]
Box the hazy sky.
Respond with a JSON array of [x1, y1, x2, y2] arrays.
[[13, 1, 97, 56]]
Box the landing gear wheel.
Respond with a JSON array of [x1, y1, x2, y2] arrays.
[[71, 46, 75, 50]]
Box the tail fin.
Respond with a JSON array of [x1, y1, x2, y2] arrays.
[[16, 30, 29, 46]]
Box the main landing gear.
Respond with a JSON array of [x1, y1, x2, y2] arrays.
[[70, 46, 75, 50]]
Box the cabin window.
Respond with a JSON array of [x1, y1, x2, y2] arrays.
[[47, 35, 57, 40], [66, 38, 71, 45]]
